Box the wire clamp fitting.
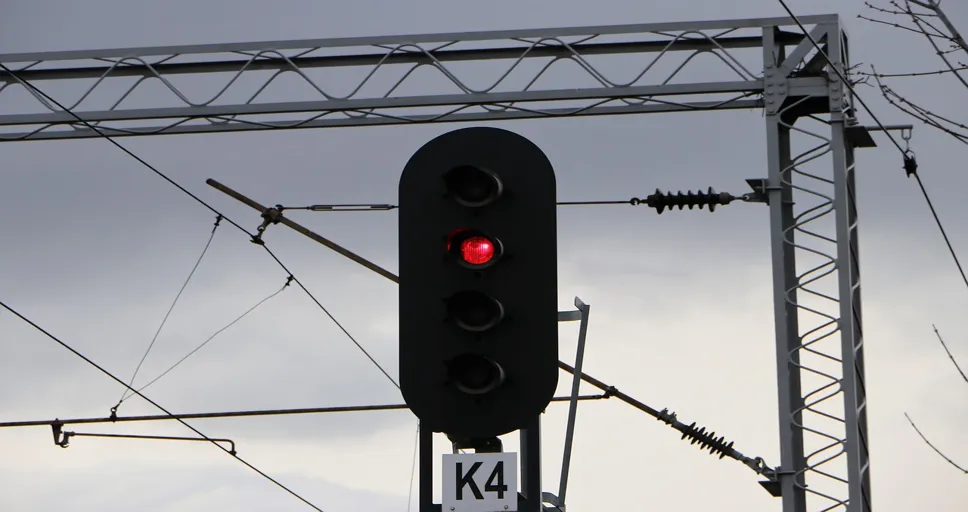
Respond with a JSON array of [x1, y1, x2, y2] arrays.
[[252, 205, 285, 245], [900, 128, 919, 178], [50, 421, 70, 448]]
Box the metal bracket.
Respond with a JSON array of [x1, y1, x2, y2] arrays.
[[49, 422, 236, 455], [827, 63, 847, 116], [557, 297, 591, 508], [447, 435, 503, 454], [847, 123, 915, 150], [743, 178, 770, 204], [763, 59, 789, 116], [557, 310, 582, 322], [252, 205, 285, 245], [759, 478, 783, 497], [542, 491, 565, 511], [845, 123, 877, 148], [759, 466, 797, 497], [50, 421, 69, 448]]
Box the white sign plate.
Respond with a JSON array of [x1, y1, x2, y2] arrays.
[[442, 452, 518, 512]]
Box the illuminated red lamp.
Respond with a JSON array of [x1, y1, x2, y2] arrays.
[[447, 229, 503, 268], [460, 236, 496, 265]]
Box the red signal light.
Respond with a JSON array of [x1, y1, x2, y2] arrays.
[[460, 236, 495, 265], [447, 229, 503, 268]]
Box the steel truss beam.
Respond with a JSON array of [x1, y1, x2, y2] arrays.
[[0, 13, 872, 512], [1, 15, 834, 141]]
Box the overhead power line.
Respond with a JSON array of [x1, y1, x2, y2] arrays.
[[0, 61, 399, 394], [0, 394, 610, 429], [0, 298, 325, 512], [205, 179, 778, 477], [273, 186, 766, 212], [776, 0, 968, 295]]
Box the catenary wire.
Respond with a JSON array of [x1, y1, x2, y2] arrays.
[[283, 200, 645, 210], [0, 395, 609, 429], [120, 276, 294, 402], [0, 298, 325, 512], [0, 62, 399, 392], [261, 244, 400, 389], [776, 1, 968, 293], [118, 215, 222, 406]]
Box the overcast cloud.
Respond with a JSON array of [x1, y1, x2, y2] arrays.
[[1, 1, 967, 511]]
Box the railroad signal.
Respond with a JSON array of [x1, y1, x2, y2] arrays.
[[398, 126, 558, 440]]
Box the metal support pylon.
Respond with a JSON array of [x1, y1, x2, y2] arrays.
[[763, 19, 871, 512]]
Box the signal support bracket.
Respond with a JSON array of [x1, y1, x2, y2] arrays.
[[417, 297, 591, 512], [551, 297, 591, 511], [744, 178, 771, 204]]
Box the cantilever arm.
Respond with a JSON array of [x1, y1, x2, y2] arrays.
[[58, 430, 237, 455], [206, 178, 399, 283]]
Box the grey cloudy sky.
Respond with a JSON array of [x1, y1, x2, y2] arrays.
[[1, 0, 967, 511]]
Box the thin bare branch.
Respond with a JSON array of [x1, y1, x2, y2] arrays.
[[914, 15, 959, 41], [905, 413, 968, 474], [903, 1, 968, 92], [865, 1, 918, 16], [871, 67, 968, 143], [881, 90, 968, 144], [857, 14, 927, 35], [886, 89, 968, 141], [932, 325, 968, 385], [857, 66, 968, 78], [915, 0, 968, 55], [864, 1, 959, 41]]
